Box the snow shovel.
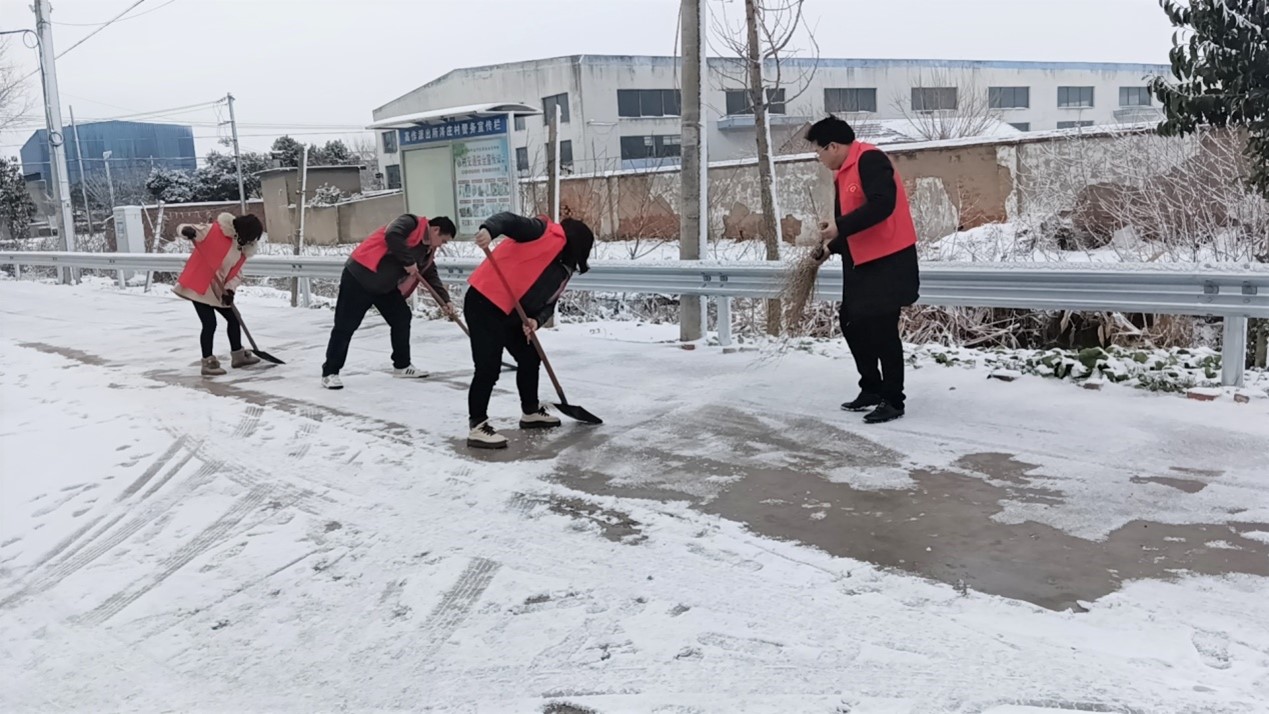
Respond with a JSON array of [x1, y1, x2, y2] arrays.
[[479, 244, 602, 425], [398, 258, 516, 372], [230, 305, 285, 365]]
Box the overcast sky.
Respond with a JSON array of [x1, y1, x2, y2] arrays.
[[2, 0, 1176, 156]]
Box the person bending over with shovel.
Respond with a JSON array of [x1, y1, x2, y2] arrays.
[[172, 212, 265, 376], [320, 214, 456, 390], [465, 212, 596, 449]]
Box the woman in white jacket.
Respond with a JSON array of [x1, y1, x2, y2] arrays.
[[172, 212, 264, 376]]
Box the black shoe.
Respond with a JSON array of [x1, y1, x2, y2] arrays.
[[864, 402, 905, 424], [841, 392, 883, 412]]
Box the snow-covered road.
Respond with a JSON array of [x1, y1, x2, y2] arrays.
[[2, 278, 1267, 713]]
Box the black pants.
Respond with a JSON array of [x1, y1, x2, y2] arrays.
[[840, 308, 905, 409], [465, 289, 541, 427], [193, 301, 242, 358], [322, 268, 413, 376]]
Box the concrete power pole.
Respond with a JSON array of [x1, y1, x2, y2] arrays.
[[225, 93, 247, 213], [679, 0, 709, 343], [33, 0, 77, 272]]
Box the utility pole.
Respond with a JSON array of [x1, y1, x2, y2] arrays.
[[33, 0, 77, 273], [745, 0, 782, 335], [69, 105, 94, 236], [225, 93, 247, 213], [102, 150, 115, 210], [679, 0, 708, 342], [547, 105, 559, 220]]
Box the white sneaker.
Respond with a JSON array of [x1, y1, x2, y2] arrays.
[[520, 404, 561, 429], [321, 374, 344, 390], [467, 420, 508, 449], [393, 365, 430, 379]]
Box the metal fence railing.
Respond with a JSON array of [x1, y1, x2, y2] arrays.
[[4, 251, 1266, 386]]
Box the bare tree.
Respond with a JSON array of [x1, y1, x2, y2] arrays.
[[893, 69, 1004, 141], [1, 38, 32, 136], [711, 0, 819, 334], [348, 134, 383, 191]]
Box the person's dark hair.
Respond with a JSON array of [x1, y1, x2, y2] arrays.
[[560, 218, 595, 274], [427, 216, 457, 237], [805, 115, 856, 147], [232, 214, 264, 244]]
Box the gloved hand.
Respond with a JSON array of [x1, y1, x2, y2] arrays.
[[222, 290, 235, 307], [181, 226, 197, 239]]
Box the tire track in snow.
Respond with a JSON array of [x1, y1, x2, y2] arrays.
[[25, 437, 190, 576], [232, 405, 263, 438], [81, 484, 274, 625], [408, 557, 501, 661], [0, 457, 221, 609]]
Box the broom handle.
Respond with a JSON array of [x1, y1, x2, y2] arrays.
[[478, 243, 569, 403]]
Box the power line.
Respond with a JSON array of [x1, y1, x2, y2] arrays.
[[51, 0, 179, 27], [51, 0, 151, 61]]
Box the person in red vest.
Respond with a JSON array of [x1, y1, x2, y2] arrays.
[[320, 214, 457, 389], [172, 212, 265, 376], [807, 115, 920, 423], [464, 212, 595, 449]]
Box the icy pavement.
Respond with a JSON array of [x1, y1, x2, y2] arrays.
[[2, 278, 1268, 713]]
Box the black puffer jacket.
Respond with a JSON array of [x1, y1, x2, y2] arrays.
[[345, 214, 450, 300]]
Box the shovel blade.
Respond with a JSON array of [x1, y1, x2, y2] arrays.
[[252, 349, 286, 365], [554, 402, 602, 425]]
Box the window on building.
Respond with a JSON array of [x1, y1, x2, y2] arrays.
[[514, 115, 526, 131], [724, 88, 786, 116], [1058, 86, 1095, 108], [515, 147, 529, 172], [1057, 120, 1095, 129], [1008, 122, 1031, 132], [619, 134, 683, 161], [544, 140, 574, 169], [1119, 86, 1152, 107], [989, 87, 1030, 109], [381, 131, 398, 154], [617, 89, 682, 118], [385, 164, 401, 189], [542, 93, 571, 124], [824, 88, 877, 113], [911, 87, 958, 112]]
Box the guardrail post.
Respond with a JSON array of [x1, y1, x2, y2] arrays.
[[716, 296, 732, 348], [1222, 315, 1248, 388], [300, 277, 312, 308], [117, 269, 126, 289]]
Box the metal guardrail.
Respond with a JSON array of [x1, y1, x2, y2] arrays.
[[3, 251, 1266, 386]]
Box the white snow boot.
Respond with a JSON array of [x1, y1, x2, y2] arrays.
[[321, 374, 344, 390], [393, 365, 430, 379], [467, 420, 508, 450], [231, 349, 261, 368], [201, 356, 226, 376], [520, 404, 561, 429]]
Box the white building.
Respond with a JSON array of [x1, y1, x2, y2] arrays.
[[371, 55, 1168, 185]]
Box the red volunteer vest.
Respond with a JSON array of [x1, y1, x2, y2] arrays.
[[468, 218, 567, 314], [350, 215, 428, 271], [177, 221, 246, 294], [836, 142, 918, 265]]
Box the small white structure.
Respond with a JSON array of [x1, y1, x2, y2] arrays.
[[367, 103, 541, 237]]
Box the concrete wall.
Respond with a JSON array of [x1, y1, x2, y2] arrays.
[[258, 166, 364, 246], [516, 125, 1240, 247]]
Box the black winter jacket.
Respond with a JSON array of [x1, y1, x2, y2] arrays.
[[345, 214, 450, 300], [825, 149, 920, 320], [477, 212, 574, 324]]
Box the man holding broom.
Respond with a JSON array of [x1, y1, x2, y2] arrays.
[[806, 115, 920, 424], [464, 212, 596, 449]]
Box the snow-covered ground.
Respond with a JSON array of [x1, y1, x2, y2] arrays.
[[2, 278, 1269, 713]]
